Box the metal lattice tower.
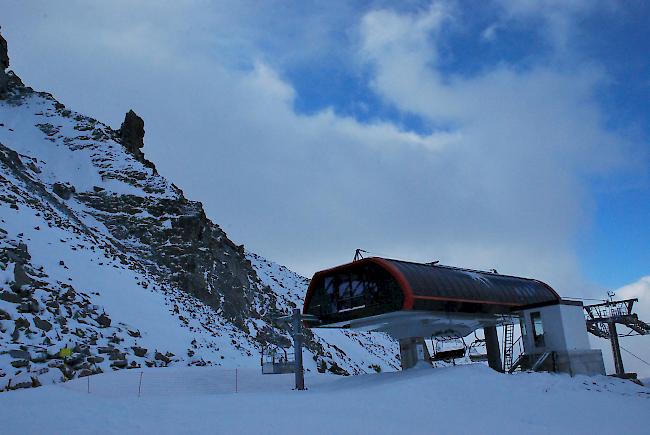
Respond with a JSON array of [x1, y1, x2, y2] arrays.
[[583, 298, 650, 377]]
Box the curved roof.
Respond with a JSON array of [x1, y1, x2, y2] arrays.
[[381, 258, 560, 308], [304, 257, 560, 314]]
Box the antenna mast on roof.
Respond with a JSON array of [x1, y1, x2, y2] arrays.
[[353, 249, 368, 261]]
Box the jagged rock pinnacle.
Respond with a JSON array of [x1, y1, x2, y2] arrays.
[[0, 29, 9, 96], [119, 109, 146, 159], [0, 29, 8, 70]]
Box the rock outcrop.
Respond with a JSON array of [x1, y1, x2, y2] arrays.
[[120, 110, 144, 156], [0, 29, 9, 96], [118, 109, 157, 172], [0, 30, 8, 70], [0, 32, 400, 390]]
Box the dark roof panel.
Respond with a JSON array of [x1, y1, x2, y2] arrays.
[[384, 259, 559, 307]]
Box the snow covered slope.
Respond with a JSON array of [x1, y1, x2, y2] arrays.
[[0, 35, 398, 390], [0, 364, 647, 434]]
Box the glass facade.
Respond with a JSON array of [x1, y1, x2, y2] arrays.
[[305, 263, 404, 323]]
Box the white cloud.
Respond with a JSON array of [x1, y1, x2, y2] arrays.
[[617, 276, 650, 321], [357, 4, 630, 291], [0, 1, 634, 300]]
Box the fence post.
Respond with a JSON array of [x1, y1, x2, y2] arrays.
[[235, 368, 238, 393], [138, 371, 143, 397], [87, 375, 90, 394]]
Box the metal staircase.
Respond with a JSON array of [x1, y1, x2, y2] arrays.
[[502, 322, 514, 372], [503, 322, 526, 373]]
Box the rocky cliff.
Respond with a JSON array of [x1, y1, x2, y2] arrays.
[[0, 32, 398, 390]]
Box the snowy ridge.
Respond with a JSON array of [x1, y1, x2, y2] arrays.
[[0, 71, 398, 390]]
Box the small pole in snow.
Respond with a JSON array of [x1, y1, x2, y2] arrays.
[[138, 371, 143, 397], [87, 375, 90, 394], [235, 368, 238, 393]]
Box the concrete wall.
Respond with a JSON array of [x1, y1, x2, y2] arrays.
[[517, 301, 605, 376], [399, 337, 430, 369], [522, 350, 606, 376], [520, 302, 590, 354], [558, 304, 591, 350]]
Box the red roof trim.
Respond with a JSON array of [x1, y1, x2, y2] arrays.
[[370, 257, 414, 309], [303, 257, 414, 312], [302, 257, 559, 313], [411, 295, 521, 306]]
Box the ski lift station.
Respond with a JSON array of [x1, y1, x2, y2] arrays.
[[303, 256, 609, 376]]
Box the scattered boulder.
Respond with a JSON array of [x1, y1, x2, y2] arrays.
[[155, 351, 171, 364], [52, 182, 76, 200], [109, 351, 126, 361], [78, 369, 93, 377], [8, 349, 31, 360], [33, 316, 53, 332], [18, 299, 39, 313], [11, 263, 34, 291], [96, 313, 111, 328], [64, 353, 84, 367], [0, 291, 21, 304], [14, 317, 30, 329], [10, 359, 29, 368], [132, 346, 148, 357], [0, 308, 11, 320], [110, 359, 128, 369]]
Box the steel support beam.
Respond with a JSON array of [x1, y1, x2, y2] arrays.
[[398, 337, 430, 370], [608, 320, 625, 377], [291, 308, 305, 390], [484, 326, 503, 372]]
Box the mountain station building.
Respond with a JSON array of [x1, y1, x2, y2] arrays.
[[303, 257, 605, 376]]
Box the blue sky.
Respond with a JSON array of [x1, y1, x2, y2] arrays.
[[284, 1, 650, 290], [2, 0, 648, 293]]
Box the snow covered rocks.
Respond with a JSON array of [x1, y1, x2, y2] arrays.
[[0, 32, 398, 391]]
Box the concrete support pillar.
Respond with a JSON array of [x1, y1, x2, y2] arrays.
[[484, 326, 503, 372], [399, 337, 430, 370]]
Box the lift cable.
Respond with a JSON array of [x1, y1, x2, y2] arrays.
[[561, 296, 608, 302], [619, 345, 650, 368]]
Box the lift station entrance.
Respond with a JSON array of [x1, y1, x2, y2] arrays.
[[303, 256, 608, 376]]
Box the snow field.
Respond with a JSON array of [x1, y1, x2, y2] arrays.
[[1, 364, 648, 435]]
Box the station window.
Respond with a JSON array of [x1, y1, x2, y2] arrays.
[[530, 312, 545, 347]]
